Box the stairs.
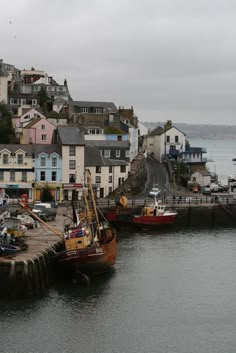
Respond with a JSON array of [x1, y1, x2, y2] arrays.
[[130, 153, 145, 174]]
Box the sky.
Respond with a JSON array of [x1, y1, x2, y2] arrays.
[[1, 0, 236, 125]]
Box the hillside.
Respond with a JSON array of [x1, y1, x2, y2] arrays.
[[143, 122, 236, 139]]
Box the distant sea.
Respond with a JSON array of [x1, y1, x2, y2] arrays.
[[191, 137, 236, 185]]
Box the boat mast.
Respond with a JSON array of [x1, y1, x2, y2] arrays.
[[86, 169, 101, 240]]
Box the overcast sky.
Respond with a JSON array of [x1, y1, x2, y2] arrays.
[[1, 0, 236, 125]]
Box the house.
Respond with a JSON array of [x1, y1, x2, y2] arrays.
[[190, 170, 211, 187], [144, 125, 186, 162], [85, 140, 130, 163], [12, 108, 45, 139], [20, 117, 56, 144], [0, 59, 17, 104], [0, 144, 35, 202], [34, 145, 62, 202], [8, 67, 71, 114], [52, 126, 85, 201], [180, 142, 207, 172], [85, 145, 129, 198]]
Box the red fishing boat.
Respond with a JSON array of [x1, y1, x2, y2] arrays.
[[106, 197, 177, 227]]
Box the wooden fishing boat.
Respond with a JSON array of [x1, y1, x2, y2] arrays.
[[19, 169, 116, 280]]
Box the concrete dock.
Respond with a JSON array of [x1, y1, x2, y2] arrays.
[[0, 207, 69, 298]]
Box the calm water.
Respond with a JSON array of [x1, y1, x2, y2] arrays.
[[191, 137, 236, 185], [1, 227, 236, 353]]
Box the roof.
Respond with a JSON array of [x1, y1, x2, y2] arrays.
[[85, 140, 130, 148], [57, 126, 85, 145], [0, 144, 61, 156], [148, 126, 164, 136], [192, 170, 211, 176], [85, 145, 128, 167], [73, 101, 118, 114], [24, 118, 43, 128]]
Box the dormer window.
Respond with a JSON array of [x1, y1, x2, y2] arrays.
[[3, 154, 8, 164], [17, 154, 23, 165]]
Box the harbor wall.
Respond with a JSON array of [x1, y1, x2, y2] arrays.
[[0, 241, 63, 299]]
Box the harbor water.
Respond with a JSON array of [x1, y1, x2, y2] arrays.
[[1, 227, 236, 353], [191, 137, 236, 185]]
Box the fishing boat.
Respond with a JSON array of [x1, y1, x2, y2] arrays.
[[106, 196, 177, 227], [19, 169, 116, 280]]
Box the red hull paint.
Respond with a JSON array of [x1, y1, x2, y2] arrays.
[[106, 210, 177, 227], [132, 214, 176, 226], [55, 233, 116, 275]]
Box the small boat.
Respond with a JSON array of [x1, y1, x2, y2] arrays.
[[19, 169, 117, 281], [0, 245, 19, 256], [106, 197, 177, 227]]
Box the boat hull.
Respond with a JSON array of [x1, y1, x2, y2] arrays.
[[54, 233, 116, 276], [106, 210, 177, 227]]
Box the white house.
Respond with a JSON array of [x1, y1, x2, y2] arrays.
[[144, 125, 186, 162], [191, 170, 211, 187]]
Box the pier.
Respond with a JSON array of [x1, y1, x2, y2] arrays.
[[0, 207, 66, 298]]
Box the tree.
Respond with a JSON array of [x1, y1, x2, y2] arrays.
[[41, 184, 54, 202], [0, 102, 15, 143], [37, 87, 51, 113]]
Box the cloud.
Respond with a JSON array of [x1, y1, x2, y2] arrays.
[[1, 0, 236, 124]]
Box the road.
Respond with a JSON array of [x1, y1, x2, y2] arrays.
[[135, 155, 170, 199]]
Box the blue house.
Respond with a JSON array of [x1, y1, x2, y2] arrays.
[[34, 145, 62, 201]]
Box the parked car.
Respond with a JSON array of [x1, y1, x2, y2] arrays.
[[32, 203, 57, 221], [202, 186, 211, 195], [149, 187, 161, 197]]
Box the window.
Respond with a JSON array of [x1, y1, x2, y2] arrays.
[[166, 136, 170, 143], [40, 171, 45, 181], [22, 171, 27, 182], [95, 108, 103, 114], [10, 171, 15, 182], [109, 187, 112, 194], [69, 146, 76, 156], [104, 149, 110, 158], [32, 99, 37, 106], [116, 150, 120, 158], [40, 157, 46, 167], [95, 176, 101, 184], [42, 134, 46, 141], [47, 86, 55, 92], [69, 174, 76, 183], [175, 136, 179, 143], [125, 150, 130, 158], [109, 166, 112, 173], [41, 124, 45, 130], [96, 166, 101, 173], [17, 154, 23, 165], [81, 107, 89, 113], [193, 153, 196, 158], [120, 165, 126, 173], [52, 171, 57, 181], [52, 157, 57, 167], [117, 135, 122, 141], [69, 160, 76, 169], [3, 154, 8, 164], [0, 171, 4, 181], [109, 176, 112, 183], [34, 86, 41, 92]]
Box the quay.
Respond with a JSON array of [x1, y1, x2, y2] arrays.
[[0, 207, 68, 299]]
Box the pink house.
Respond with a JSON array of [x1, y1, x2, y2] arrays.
[[20, 117, 56, 144], [12, 108, 45, 139]]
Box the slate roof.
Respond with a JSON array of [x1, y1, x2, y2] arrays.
[[0, 144, 62, 156], [148, 126, 164, 136], [73, 101, 118, 114], [57, 126, 85, 145], [85, 145, 128, 167], [85, 140, 130, 148]]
